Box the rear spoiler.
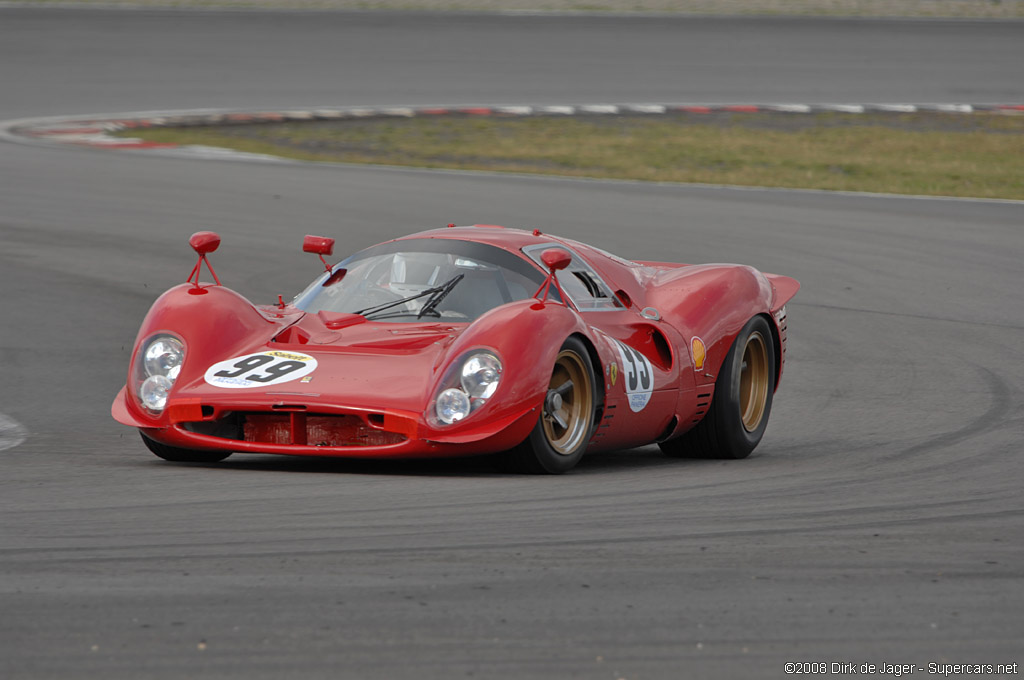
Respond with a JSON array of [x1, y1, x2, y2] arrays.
[[765, 273, 800, 313]]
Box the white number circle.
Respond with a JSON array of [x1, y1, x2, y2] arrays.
[[613, 339, 654, 412], [204, 351, 317, 389]]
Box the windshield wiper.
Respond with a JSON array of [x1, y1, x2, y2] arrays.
[[418, 274, 463, 319], [354, 274, 464, 320]]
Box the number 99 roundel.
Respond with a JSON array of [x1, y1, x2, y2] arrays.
[[204, 351, 317, 389], [612, 339, 654, 413]]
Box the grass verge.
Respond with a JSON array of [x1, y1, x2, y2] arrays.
[[119, 111, 1024, 199]]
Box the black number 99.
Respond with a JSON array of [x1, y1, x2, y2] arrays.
[[214, 355, 306, 383]]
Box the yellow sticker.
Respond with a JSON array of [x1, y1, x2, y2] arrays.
[[609, 362, 618, 386], [267, 350, 311, 362], [691, 337, 706, 371]]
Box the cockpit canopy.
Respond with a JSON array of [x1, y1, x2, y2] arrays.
[[293, 238, 551, 322]]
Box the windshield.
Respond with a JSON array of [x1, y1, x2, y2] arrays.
[[294, 238, 549, 322]]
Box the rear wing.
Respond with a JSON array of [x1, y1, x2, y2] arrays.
[[765, 273, 800, 312]]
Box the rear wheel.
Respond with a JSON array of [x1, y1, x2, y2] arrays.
[[504, 337, 598, 474], [660, 315, 775, 460], [140, 432, 233, 463]]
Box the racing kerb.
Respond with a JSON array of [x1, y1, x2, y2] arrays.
[[4, 102, 1024, 161]]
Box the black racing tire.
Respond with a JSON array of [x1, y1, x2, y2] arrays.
[[504, 337, 598, 474], [140, 432, 233, 463], [660, 315, 776, 460]]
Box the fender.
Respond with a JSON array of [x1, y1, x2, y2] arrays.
[[132, 283, 293, 360], [421, 298, 589, 445], [645, 264, 774, 384], [121, 284, 300, 427]]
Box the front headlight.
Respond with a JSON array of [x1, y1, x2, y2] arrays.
[[433, 351, 502, 426], [460, 353, 501, 399], [436, 388, 471, 425], [140, 375, 174, 412], [134, 333, 185, 414], [144, 337, 184, 380]]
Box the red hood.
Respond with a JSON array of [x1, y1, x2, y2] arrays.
[[172, 311, 464, 414]]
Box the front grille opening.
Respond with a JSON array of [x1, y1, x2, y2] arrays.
[[242, 413, 405, 447]]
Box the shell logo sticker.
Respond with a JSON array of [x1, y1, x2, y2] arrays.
[[691, 337, 706, 371], [612, 339, 654, 412], [204, 351, 317, 389]]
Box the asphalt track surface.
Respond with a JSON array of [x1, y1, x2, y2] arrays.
[[2, 8, 1023, 679]]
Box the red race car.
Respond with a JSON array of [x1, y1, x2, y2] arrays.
[[112, 225, 798, 473]]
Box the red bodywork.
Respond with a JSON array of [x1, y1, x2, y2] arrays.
[[112, 226, 799, 460]]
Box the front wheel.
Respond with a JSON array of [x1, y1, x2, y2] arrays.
[[660, 315, 776, 460], [504, 337, 598, 474], [140, 432, 233, 463]]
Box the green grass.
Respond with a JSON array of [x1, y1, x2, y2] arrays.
[[118, 111, 1024, 200]]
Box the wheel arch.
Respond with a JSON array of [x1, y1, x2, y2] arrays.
[[762, 311, 784, 392], [569, 331, 606, 420]]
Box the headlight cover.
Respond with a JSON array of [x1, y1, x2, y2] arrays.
[[460, 353, 502, 399], [134, 334, 185, 413], [433, 351, 502, 425], [436, 388, 471, 424], [144, 336, 184, 380]]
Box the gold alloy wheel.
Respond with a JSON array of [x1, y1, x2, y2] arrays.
[[739, 331, 770, 432], [542, 350, 593, 455]]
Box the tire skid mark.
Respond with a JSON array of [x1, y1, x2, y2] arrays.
[[898, 365, 1015, 458], [3, 505, 1021, 566]]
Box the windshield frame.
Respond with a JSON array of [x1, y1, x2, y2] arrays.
[[292, 237, 555, 320]]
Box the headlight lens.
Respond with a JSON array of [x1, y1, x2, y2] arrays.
[[460, 353, 502, 399], [436, 388, 471, 425], [144, 337, 184, 380], [135, 334, 185, 413], [433, 351, 502, 426], [140, 375, 174, 412]]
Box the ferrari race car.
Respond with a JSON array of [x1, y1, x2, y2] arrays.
[[112, 225, 799, 473]]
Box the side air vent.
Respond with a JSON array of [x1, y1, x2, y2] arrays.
[[592, 404, 615, 440], [692, 392, 713, 423]]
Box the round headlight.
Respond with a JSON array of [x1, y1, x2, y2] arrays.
[[140, 375, 174, 412], [144, 336, 184, 380], [460, 353, 502, 399], [436, 388, 471, 425]]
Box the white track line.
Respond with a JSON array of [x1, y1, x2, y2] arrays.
[[0, 413, 27, 452]]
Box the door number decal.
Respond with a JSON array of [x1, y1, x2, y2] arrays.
[[612, 339, 654, 412]]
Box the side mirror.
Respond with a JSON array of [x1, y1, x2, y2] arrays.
[[186, 231, 222, 289], [189, 231, 221, 255], [304, 234, 336, 274], [303, 235, 335, 256], [540, 248, 572, 272], [533, 248, 572, 304]]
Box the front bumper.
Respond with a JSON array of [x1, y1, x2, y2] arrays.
[[113, 387, 537, 459]]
